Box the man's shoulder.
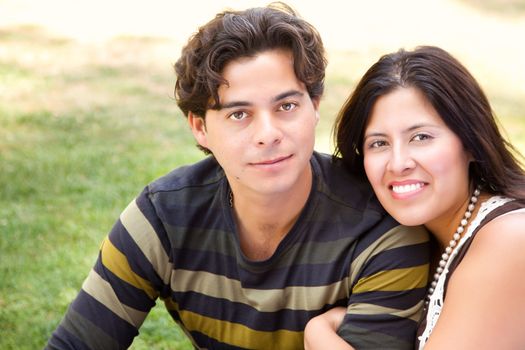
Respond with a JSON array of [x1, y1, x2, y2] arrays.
[[138, 156, 227, 221], [311, 152, 384, 215], [148, 155, 224, 194]]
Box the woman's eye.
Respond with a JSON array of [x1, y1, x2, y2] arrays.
[[412, 133, 432, 142], [229, 111, 248, 121], [279, 102, 297, 111], [368, 140, 387, 149]]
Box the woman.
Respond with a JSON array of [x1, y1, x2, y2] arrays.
[[305, 46, 525, 349]]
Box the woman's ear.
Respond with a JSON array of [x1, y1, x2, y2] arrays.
[[467, 150, 475, 163], [188, 112, 208, 149]]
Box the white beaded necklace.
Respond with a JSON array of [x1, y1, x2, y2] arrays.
[[426, 186, 481, 303]]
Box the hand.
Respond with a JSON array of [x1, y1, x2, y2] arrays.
[[304, 307, 353, 350]]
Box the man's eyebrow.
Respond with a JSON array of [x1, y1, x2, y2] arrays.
[[213, 90, 305, 110], [215, 101, 251, 110], [272, 90, 304, 102]]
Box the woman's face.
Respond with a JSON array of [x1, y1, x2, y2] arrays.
[[362, 87, 472, 230]]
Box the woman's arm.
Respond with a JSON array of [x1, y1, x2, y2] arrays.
[[425, 212, 525, 349], [304, 307, 354, 350]]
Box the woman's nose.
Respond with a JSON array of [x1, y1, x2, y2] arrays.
[[386, 146, 416, 174]]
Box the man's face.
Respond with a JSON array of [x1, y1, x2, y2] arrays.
[[189, 49, 320, 198]]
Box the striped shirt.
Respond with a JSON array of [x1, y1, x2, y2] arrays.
[[47, 152, 430, 349]]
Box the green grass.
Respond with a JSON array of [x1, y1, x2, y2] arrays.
[[1, 25, 524, 349], [0, 26, 198, 349]]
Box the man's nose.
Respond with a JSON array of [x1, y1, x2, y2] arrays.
[[253, 113, 283, 146]]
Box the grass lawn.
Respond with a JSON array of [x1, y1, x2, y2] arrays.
[[1, 24, 524, 349]]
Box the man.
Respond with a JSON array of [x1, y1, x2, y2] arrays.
[[46, 4, 429, 349]]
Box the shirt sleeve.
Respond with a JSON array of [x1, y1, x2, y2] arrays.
[[337, 224, 430, 349], [46, 189, 172, 349]]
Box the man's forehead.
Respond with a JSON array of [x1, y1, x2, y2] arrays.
[[204, 48, 307, 109]]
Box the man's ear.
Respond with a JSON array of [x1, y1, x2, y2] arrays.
[[312, 96, 321, 125], [188, 112, 208, 149]]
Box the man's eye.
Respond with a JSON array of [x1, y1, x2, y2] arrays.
[[229, 111, 247, 120], [279, 103, 297, 111]]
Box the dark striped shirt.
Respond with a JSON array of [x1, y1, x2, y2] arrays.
[[47, 152, 430, 349]]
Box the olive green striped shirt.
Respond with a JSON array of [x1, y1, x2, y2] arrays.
[[47, 152, 430, 349]]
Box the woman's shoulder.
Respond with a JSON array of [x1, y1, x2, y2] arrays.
[[446, 195, 525, 301], [474, 197, 525, 251], [453, 196, 525, 262], [454, 197, 525, 286], [465, 196, 525, 262], [430, 200, 525, 348]]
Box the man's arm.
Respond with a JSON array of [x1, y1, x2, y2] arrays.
[[339, 224, 429, 349], [46, 192, 170, 349], [305, 224, 429, 349], [306, 224, 428, 349]]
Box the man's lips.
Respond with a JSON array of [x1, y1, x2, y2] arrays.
[[250, 154, 293, 166]]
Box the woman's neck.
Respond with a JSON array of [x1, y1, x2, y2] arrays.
[[425, 190, 486, 250]]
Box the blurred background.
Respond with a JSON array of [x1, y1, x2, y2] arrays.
[[1, 0, 524, 348]]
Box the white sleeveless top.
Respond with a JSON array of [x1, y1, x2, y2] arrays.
[[418, 196, 525, 348]]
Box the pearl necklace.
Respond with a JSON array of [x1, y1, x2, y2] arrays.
[[426, 186, 481, 303]]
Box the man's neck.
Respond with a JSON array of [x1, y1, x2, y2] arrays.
[[230, 171, 312, 261]]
